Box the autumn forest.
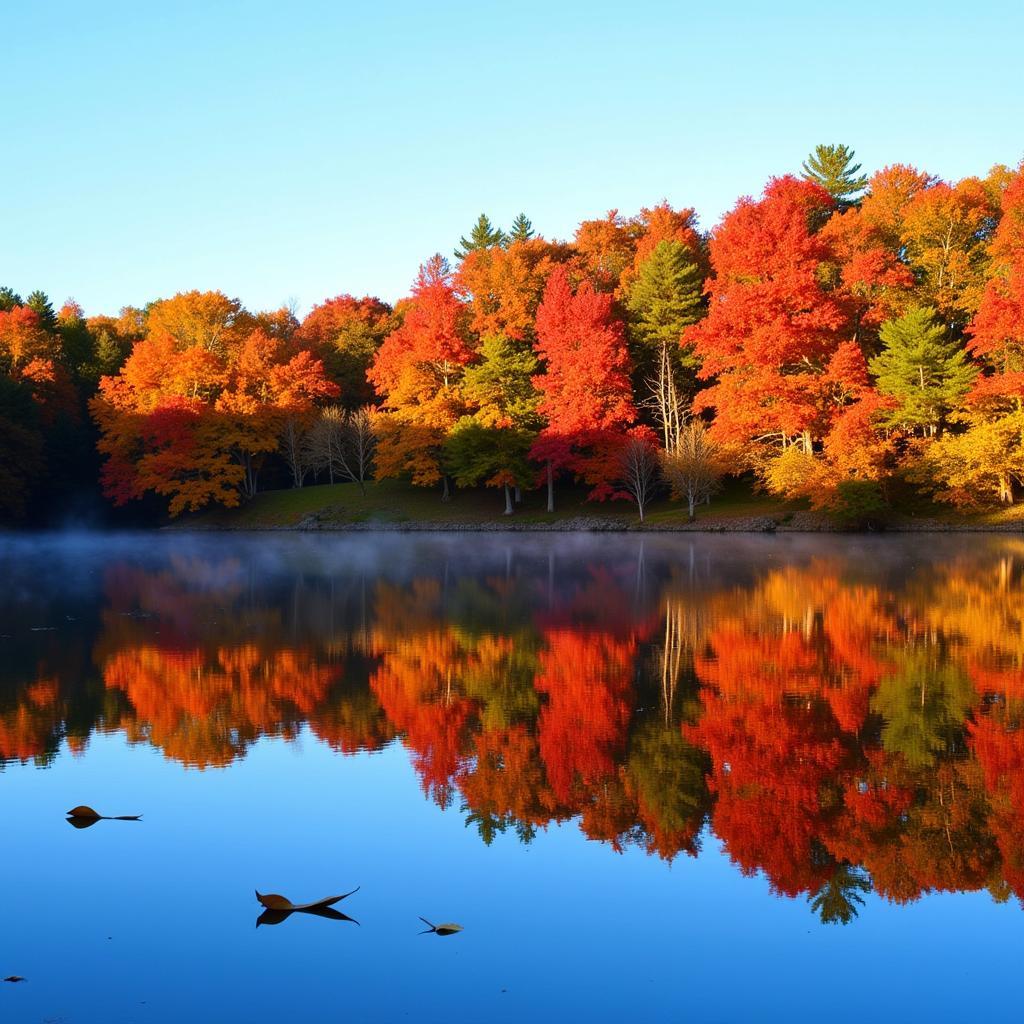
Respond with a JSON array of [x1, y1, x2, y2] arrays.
[[4, 145, 1024, 527]]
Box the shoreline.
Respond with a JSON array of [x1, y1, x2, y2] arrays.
[[171, 512, 1024, 534]]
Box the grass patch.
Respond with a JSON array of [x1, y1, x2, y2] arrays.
[[182, 476, 808, 530]]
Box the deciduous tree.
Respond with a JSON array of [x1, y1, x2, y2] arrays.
[[368, 256, 474, 496], [529, 267, 636, 510], [687, 176, 850, 463]]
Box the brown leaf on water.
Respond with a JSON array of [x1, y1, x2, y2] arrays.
[[418, 917, 463, 935], [255, 887, 359, 912], [66, 816, 100, 830], [3, 976, 26, 983], [67, 805, 101, 819], [66, 806, 141, 822], [257, 905, 359, 928]]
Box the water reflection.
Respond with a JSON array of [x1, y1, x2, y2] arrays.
[[3, 534, 1024, 925]]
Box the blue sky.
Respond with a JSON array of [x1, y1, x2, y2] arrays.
[[2, 0, 1021, 317]]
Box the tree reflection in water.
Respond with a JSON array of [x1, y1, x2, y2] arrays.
[[4, 537, 1024, 925]]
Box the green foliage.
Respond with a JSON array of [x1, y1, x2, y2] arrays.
[[322, 318, 389, 409], [626, 719, 711, 848], [871, 652, 975, 769], [809, 864, 872, 925], [455, 213, 507, 259], [446, 334, 541, 504], [0, 286, 23, 311], [93, 328, 132, 378], [0, 375, 45, 521], [828, 479, 889, 530], [444, 418, 533, 491], [801, 143, 868, 206], [869, 306, 976, 433], [461, 334, 540, 425], [58, 309, 96, 382], [508, 213, 534, 243], [625, 240, 703, 356], [26, 289, 56, 331]]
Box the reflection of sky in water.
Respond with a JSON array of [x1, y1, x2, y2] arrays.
[[1, 532, 1023, 1022]]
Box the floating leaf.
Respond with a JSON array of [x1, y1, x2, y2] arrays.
[[3, 976, 26, 983], [66, 805, 141, 822], [419, 917, 463, 936], [255, 887, 359, 912], [257, 906, 359, 928], [67, 805, 101, 819]]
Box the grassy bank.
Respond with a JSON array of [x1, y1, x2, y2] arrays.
[[182, 477, 810, 530], [177, 477, 1024, 532]]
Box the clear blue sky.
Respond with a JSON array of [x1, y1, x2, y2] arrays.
[[2, 0, 1021, 317]]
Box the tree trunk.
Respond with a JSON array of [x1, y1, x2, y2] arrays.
[[687, 491, 696, 521], [441, 475, 450, 502], [503, 483, 513, 515], [546, 461, 554, 513], [514, 485, 521, 504]]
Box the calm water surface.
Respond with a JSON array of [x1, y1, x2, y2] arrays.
[[2, 531, 1023, 1022]]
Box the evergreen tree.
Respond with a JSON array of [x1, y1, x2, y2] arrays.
[[455, 214, 506, 259], [801, 143, 869, 207], [445, 334, 540, 514], [461, 333, 540, 425], [0, 374, 45, 521], [625, 240, 703, 354], [625, 240, 704, 447], [93, 328, 130, 378], [869, 306, 976, 434], [508, 213, 534, 243], [57, 303, 95, 381], [26, 290, 56, 331], [809, 864, 872, 926], [0, 286, 22, 312]]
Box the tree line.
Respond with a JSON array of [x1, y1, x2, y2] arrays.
[[3, 143, 1023, 523]]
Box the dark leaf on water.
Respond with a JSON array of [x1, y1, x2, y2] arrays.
[[418, 917, 463, 936], [66, 805, 141, 822], [66, 816, 100, 830], [257, 905, 360, 928], [255, 887, 359, 912], [67, 805, 101, 819]]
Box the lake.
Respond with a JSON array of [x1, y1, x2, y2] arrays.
[[2, 531, 1023, 1022]]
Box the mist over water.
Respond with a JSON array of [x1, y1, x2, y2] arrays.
[[2, 531, 1023, 1022]]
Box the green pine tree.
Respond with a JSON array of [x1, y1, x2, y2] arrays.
[[58, 306, 95, 381], [508, 213, 534, 243], [0, 286, 23, 312], [93, 328, 130, 378], [625, 240, 703, 356], [460, 333, 540, 423], [445, 334, 540, 513], [869, 306, 977, 435], [801, 143, 869, 207], [455, 213, 506, 259], [26, 290, 56, 331], [625, 240, 705, 446], [809, 864, 872, 926]]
